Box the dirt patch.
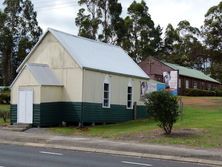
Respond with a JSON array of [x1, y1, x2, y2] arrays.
[[166, 128, 205, 138], [182, 97, 222, 107], [116, 128, 204, 142]]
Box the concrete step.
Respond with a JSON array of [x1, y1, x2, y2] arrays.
[[1, 124, 32, 132]]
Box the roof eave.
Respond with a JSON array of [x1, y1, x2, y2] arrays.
[[83, 67, 149, 80], [180, 74, 220, 84]]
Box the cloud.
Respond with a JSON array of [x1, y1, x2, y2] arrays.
[[34, 0, 79, 34]]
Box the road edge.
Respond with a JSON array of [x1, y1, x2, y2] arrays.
[[0, 140, 221, 166]]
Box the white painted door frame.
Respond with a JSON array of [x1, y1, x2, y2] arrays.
[[17, 88, 33, 124]]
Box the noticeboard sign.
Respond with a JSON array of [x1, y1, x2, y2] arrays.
[[163, 71, 178, 95]]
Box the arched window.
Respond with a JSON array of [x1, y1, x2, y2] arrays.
[[127, 80, 133, 109], [103, 75, 111, 108]]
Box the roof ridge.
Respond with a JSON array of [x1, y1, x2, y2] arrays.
[[161, 61, 219, 83], [48, 28, 121, 49], [162, 61, 195, 70]]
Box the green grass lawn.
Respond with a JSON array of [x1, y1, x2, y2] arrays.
[[50, 97, 222, 148], [0, 104, 10, 126]]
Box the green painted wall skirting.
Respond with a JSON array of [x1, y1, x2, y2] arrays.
[[10, 102, 148, 127], [10, 105, 17, 124]]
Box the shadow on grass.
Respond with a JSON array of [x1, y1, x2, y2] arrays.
[[165, 128, 204, 138]]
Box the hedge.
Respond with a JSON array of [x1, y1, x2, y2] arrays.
[[184, 88, 222, 96]]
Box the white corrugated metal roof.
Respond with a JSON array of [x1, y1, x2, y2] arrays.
[[27, 63, 63, 86], [49, 29, 149, 79]]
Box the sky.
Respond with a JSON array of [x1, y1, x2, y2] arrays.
[[0, 0, 221, 35]]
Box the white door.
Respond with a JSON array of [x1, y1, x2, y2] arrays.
[[18, 89, 33, 124]]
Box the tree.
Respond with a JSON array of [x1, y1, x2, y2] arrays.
[[162, 23, 180, 61], [125, 0, 162, 62], [175, 20, 205, 68], [97, 0, 122, 43], [0, 0, 42, 85], [163, 21, 207, 70], [17, 0, 42, 64], [75, 0, 123, 43], [202, 1, 222, 82], [0, 10, 13, 85], [75, 0, 101, 39], [145, 91, 180, 135]]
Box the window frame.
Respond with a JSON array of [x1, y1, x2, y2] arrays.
[[185, 80, 189, 89], [178, 79, 181, 88], [102, 76, 111, 108], [193, 81, 197, 89], [127, 81, 133, 109]]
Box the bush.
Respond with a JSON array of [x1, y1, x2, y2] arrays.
[[0, 110, 9, 123], [0, 92, 10, 104], [215, 89, 222, 96], [184, 88, 221, 96], [145, 91, 181, 135]]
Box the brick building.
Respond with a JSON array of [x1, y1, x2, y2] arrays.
[[139, 57, 221, 95]]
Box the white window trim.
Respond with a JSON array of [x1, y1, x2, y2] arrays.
[[178, 79, 181, 88], [185, 80, 189, 89], [102, 75, 111, 108], [127, 80, 133, 109], [193, 81, 197, 89]]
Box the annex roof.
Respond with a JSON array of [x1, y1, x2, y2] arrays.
[[17, 28, 149, 79], [162, 61, 220, 84], [26, 63, 63, 86]]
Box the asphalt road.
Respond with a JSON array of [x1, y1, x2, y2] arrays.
[[0, 144, 211, 167]]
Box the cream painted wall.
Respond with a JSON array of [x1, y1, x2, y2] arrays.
[[11, 67, 40, 104], [27, 33, 79, 69], [41, 86, 63, 103], [12, 32, 83, 103], [11, 32, 147, 106], [83, 69, 147, 106]]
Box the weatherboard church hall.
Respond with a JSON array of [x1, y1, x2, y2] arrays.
[[10, 28, 150, 127]]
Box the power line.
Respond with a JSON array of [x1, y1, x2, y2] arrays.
[[32, 0, 77, 8], [35, 5, 80, 12], [35, 2, 76, 10]]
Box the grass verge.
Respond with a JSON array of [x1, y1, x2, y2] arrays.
[[50, 97, 222, 148]]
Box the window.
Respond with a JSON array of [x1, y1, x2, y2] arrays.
[[201, 82, 205, 89], [208, 84, 211, 90], [185, 80, 189, 89], [103, 83, 110, 108], [193, 81, 197, 89], [127, 86, 133, 109], [103, 75, 111, 108], [178, 79, 181, 88]]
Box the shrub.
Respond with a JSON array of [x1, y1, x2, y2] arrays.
[[215, 89, 222, 96], [0, 110, 9, 123], [0, 92, 10, 104], [184, 88, 220, 96], [145, 91, 181, 135]]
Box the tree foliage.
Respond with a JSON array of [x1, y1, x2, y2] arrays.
[[124, 0, 162, 62], [0, 0, 42, 85], [202, 1, 222, 82], [74, 0, 222, 82], [145, 91, 180, 135], [75, 0, 101, 39], [75, 0, 162, 62], [162, 21, 206, 70], [75, 0, 123, 43]]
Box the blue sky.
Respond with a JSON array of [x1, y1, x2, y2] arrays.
[[0, 0, 221, 34]]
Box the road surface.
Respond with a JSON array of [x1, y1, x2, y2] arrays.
[[0, 144, 210, 167]]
